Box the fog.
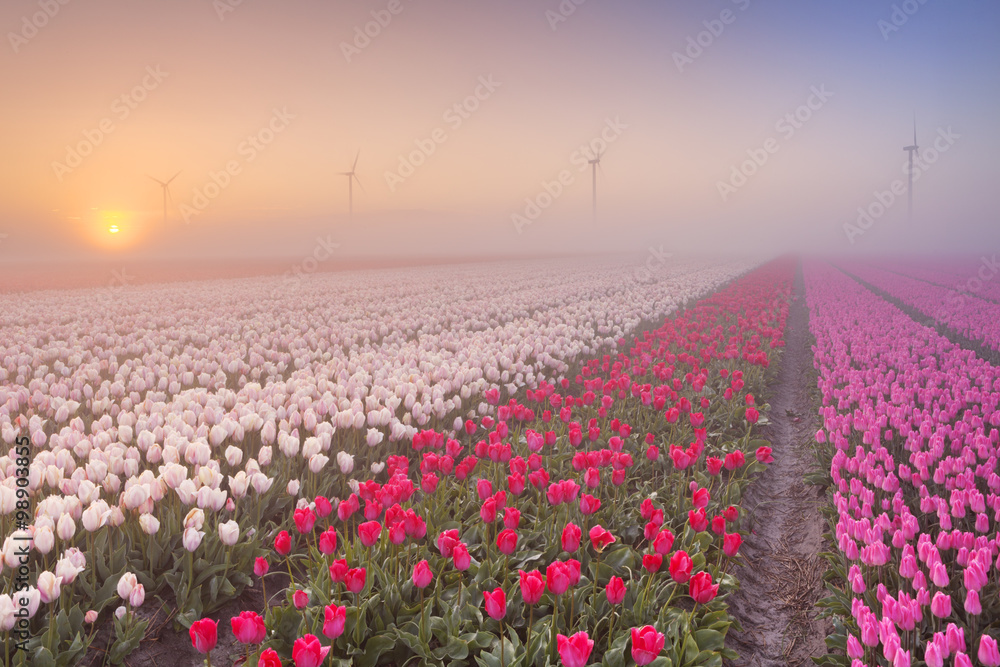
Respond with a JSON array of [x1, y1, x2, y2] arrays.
[[1, 0, 998, 271]]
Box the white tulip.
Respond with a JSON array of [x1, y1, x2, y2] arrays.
[[336, 451, 354, 475], [308, 454, 328, 474], [183, 527, 205, 552], [56, 514, 76, 541], [117, 572, 137, 600], [36, 571, 62, 604], [33, 526, 54, 555], [139, 513, 160, 535], [218, 520, 239, 546]]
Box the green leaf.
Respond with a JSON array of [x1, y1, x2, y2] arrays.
[[692, 628, 725, 652]]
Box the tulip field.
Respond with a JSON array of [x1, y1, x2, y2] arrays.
[[2, 255, 999, 667]]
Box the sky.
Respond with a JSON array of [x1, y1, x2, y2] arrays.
[[0, 0, 998, 263]]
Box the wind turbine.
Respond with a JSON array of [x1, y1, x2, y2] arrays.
[[148, 171, 180, 222], [588, 150, 603, 223], [340, 151, 365, 220], [903, 118, 918, 220]]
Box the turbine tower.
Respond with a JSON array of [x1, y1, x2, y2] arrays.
[[148, 172, 180, 222], [340, 151, 364, 220], [588, 150, 603, 223], [903, 119, 918, 220]]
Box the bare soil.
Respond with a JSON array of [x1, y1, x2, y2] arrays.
[[724, 267, 831, 667]]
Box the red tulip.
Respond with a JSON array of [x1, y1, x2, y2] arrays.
[[561, 523, 582, 552], [745, 407, 759, 423], [692, 487, 710, 508], [723, 532, 742, 557], [293, 589, 309, 609], [583, 467, 600, 488], [503, 507, 521, 530], [477, 479, 493, 501], [421, 472, 439, 494], [688, 508, 708, 532], [412, 560, 433, 588], [706, 456, 723, 476], [755, 446, 773, 463], [483, 587, 507, 620], [557, 631, 594, 667], [652, 529, 675, 556], [519, 569, 545, 605], [546, 482, 566, 506], [605, 576, 625, 605], [546, 561, 571, 595], [496, 528, 518, 555], [639, 498, 655, 520], [258, 648, 282, 667], [314, 495, 333, 518], [645, 445, 659, 461], [292, 634, 330, 667], [579, 494, 601, 515], [437, 529, 459, 557], [689, 571, 719, 604], [293, 507, 316, 534], [480, 498, 497, 523], [669, 551, 693, 583], [611, 469, 626, 486], [358, 521, 382, 547], [566, 559, 581, 586], [724, 450, 745, 470], [189, 618, 218, 654], [323, 604, 346, 640], [329, 558, 348, 583], [642, 553, 662, 573], [453, 542, 471, 571], [631, 625, 665, 666], [710, 515, 726, 534], [253, 557, 269, 577], [318, 527, 338, 555], [345, 567, 366, 594], [723, 505, 739, 522], [643, 521, 659, 542], [231, 611, 266, 645], [588, 525, 615, 552], [274, 530, 291, 556]]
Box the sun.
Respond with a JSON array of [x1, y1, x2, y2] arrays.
[[77, 209, 146, 250]]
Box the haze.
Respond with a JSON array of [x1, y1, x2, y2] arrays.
[[1, 0, 998, 266]]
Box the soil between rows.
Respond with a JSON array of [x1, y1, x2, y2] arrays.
[[724, 264, 831, 667]]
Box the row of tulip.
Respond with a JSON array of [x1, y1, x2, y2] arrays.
[[841, 262, 1000, 355], [171, 260, 793, 666], [803, 261, 1000, 667], [878, 260, 1000, 306], [0, 258, 766, 664]]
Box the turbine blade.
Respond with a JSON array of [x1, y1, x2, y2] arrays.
[[148, 175, 166, 186], [166, 170, 181, 185], [354, 174, 366, 194], [352, 150, 360, 172]]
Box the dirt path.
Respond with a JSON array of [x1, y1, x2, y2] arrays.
[[724, 264, 830, 667]]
